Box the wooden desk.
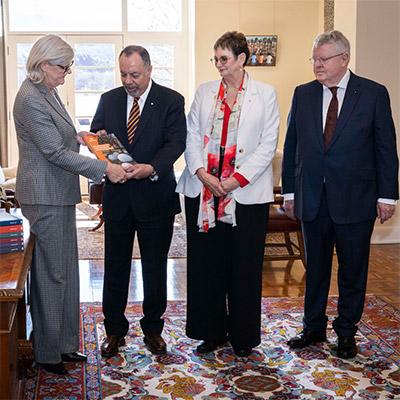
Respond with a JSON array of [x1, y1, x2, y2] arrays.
[[0, 211, 35, 400]]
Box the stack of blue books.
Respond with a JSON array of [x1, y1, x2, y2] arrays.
[[0, 211, 24, 254]]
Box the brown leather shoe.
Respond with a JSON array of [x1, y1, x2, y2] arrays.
[[144, 333, 167, 355], [101, 335, 125, 358]]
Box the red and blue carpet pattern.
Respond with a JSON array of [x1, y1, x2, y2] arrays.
[[24, 296, 400, 399]]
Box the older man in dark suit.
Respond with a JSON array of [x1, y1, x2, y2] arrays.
[[91, 45, 186, 357], [282, 30, 399, 359]]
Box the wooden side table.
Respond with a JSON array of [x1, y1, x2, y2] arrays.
[[0, 210, 35, 400]]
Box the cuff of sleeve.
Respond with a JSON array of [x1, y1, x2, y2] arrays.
[[283, 193, 295, 201], [378, 198, 397, 205], [233, 172, 249, 188]]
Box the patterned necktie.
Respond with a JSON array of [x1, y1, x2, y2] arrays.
[[324, 86, 338, 150], [127, 97, 140, 144]]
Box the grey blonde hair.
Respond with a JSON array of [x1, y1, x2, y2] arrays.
[[313, 30, 350, 55], [26, 35, 74, 84]]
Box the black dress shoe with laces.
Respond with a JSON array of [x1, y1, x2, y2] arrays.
[[62, 351, 87, 362], [144, 333, 167, 355], [233, 348, 252, 357], [196, 338, 227, 354], [101, 335, 126, 358], [287, 330, 327, 349], [337, 336, 357, 359], [39, 361, 68, 375]]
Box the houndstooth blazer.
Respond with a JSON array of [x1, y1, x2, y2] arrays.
[[13, 78, 107, 206]]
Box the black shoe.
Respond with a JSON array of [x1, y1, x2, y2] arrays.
[[144, 333, 167, 355], [39, 361, 68, 375], [287, 330, 327, 349], [337, 336, 357, 359], [101, 335, 126, 358], [61, 351, 87, 362], [196, 338, 227, 354], [234, 348, 252, 357]]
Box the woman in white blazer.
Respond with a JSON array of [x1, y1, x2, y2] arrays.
[[176, 31, 279, 357]]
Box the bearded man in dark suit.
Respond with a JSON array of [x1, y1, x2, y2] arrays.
[[282, 30, 398, 359], [91, 45, 186, 357]]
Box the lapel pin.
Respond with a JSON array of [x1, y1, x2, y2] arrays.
[[150, 102, 154, 106]]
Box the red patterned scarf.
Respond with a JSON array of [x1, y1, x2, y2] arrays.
[[198, 73, 247, 232]]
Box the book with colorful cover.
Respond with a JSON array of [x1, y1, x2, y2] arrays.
[[0, 239, 24, 249], [0, 224, 24, 233], [83, 133, 136, 166], [0, 231, 24, 239], [0, 244, 24, 254], [0, 236, 24, 245], [0, 211, 23, 226]]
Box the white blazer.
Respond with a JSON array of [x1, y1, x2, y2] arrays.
[[176, 75, 279, 204]]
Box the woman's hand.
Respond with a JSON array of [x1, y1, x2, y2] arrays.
[[105, 162, 126, 183], [196, 168, 226, 197], [221, 177, 240, 193]]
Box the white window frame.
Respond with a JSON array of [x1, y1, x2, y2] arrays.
[[3, 0, 194, 170]]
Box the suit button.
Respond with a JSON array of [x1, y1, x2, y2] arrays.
[[238, 148, 244, 153]]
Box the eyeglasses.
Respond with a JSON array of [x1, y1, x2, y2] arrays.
[[210, 56, 232, 65], [56, 60, 74, 73], [309, 52, 345, 65]]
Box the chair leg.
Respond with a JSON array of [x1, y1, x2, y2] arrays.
[[297, 230, 306, 269], [284, 232, 295, 255]]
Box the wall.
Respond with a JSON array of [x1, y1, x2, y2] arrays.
[[336, 0, 400, 243], [0, 0, 7, 165], [195, 0, 323, 148]]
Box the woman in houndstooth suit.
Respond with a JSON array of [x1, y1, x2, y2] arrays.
[[13, 35, 126, 374]]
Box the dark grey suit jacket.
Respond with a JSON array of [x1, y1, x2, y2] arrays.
[[13, 78, 106, 205]]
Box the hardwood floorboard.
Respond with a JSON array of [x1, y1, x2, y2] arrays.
[[79, 244, 400, 307]]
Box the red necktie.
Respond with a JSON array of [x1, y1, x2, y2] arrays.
[[127, 97, 140, 144], [324, 86, 338, 150]]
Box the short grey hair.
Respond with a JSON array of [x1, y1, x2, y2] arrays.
[[313, 30, 350, 55], [27, 35, 74, 84], [119, 45, 151, 68]]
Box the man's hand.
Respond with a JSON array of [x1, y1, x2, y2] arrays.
[[76, 131, 96, 145], [105, 162, 126, 183], [377, 202, 396, 224], [196, 168, 226, 197], [125, 163, 154, 180], [221, 177, 240, 193], [283, 199, 296, 220]]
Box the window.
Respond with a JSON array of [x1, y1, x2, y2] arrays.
[[5, 0, 193, 173], [8, 0, 122, 32], [74, 43, 118, 131], [127, 0, 182, 32]]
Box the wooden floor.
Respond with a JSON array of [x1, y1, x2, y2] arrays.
[[80, 243, 400, 308]]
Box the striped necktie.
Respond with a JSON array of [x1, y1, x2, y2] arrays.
[[127, 97, 140, 144]]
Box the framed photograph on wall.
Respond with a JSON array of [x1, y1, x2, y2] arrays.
[[246, 35, 278, 66]]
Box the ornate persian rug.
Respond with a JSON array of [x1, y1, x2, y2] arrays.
[[24, 296, 400, 399], [76, 202, 187, 259], [76, 203, 300, 260]]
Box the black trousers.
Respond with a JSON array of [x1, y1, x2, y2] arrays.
[[102, 207, 174, 337], [185, 196, 269, 349], [302, 190, 375, 337]]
